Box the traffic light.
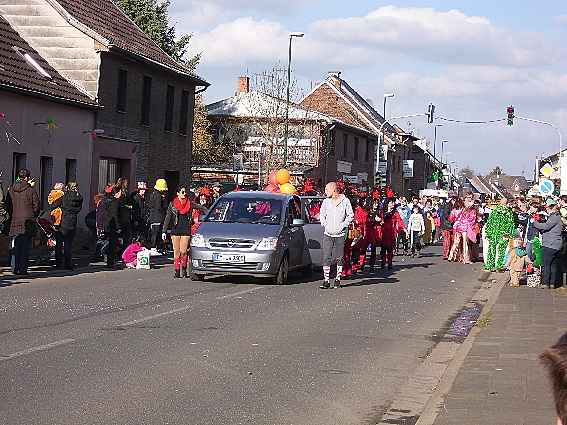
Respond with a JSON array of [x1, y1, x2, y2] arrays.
[[507, 106, 514, 126], [427, 104, 435, 124]]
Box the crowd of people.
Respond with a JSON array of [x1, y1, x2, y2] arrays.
[[313, 179, 567, 290], [1, 170, 566, 290], [0, 170, 218, 277]]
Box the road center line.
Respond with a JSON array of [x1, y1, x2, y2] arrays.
[[119, 305, 194, 327], [0, 338, 76, 363], [215, 286, 264, 300]]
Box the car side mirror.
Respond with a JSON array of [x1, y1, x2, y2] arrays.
[[292, 218, 305, 227]]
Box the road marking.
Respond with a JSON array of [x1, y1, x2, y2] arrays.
[[0, 338, 75, 362], [119, 287, 264, 326], [119, 305, 194, 327], [215, 286, 264, 300]]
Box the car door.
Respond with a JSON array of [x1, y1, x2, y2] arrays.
[[301, 197, 325, 267], [286, 198, 307, 268]]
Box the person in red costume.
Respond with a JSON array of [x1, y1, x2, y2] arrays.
[[367, 188, 383, 271], [192, 187, 213, 235], [378, 199, 405, 270], [351, 195, 370, 273]]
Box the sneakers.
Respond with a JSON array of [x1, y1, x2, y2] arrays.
[[332, 279, 341, 289], [320, 280, 330, 289]]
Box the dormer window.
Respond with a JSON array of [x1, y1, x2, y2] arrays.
[[12, 46, 52, 80]]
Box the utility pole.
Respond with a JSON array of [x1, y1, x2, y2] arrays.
[[283, 32, 304, 166]]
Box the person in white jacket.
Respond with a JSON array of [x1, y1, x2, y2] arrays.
[[319, 182, 354, 289], [408, 205, 425, 257]]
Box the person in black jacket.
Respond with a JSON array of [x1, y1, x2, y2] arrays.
[[51, 182, 83, 270], [131, 181, 149, 241], [102, 188, 121, 267], [148, 179, 168, 252], [117, 178, 133, 250]]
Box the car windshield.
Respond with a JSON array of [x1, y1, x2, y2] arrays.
[[206, 198, 283, 225]]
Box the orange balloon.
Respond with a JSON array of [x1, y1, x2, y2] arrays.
[[276, 169, 290, 185], [268, 170, 278, 185], [279, 183, 296, 195]]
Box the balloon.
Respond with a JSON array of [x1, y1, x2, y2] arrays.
[[276, 169, 290, 185], [264, 184, 280, 193], [279, 183, 296, 195], [268, 170, 278, 185]]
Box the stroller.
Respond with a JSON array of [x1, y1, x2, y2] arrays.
[[36, 216, 58, 262]]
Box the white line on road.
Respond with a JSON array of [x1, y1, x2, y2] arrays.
[[0, 338, 76, 363], [119, 286, 264, 326], [215, 286, 264, 300], [119, 305, 194, 327]]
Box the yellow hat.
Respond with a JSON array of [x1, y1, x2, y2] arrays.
[[154, 178, 168, 191]]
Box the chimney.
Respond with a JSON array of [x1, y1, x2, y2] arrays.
[[237, 76, 250, 94], [328, 71, 342, 89]]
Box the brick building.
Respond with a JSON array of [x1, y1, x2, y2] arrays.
[[1, 0, 209, 203], [300, 72, 397, 187]]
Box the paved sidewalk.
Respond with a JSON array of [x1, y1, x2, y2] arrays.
[[432, 285, 567, 425]]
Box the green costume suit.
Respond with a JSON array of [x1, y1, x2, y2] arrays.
[[484, 205, 516, 271]]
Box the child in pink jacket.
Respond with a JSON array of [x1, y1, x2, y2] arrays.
[[122, 238, 144, 269]]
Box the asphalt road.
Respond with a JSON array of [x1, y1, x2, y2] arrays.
[[0, 246, 482, 425]]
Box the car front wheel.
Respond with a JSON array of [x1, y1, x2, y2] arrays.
[[275, 255, 289, 285]]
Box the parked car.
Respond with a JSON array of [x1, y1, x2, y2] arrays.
[[300, 196, 325, 268], [190, 192, 312, 284]]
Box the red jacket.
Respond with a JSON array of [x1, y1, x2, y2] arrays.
[[353, 206, 369, 238], [380, 209, 405, 246]]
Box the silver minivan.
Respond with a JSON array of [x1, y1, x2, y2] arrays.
[[190, 192, 312, 284]]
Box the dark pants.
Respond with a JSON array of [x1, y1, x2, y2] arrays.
[[150, 223, 163, 250], [13, 234, 32, 274], [397, 231, 409, 253], [411, 231, 422, 254], [381, 244, 394, 267], [322, 234, 345, 266], [106, 232, 119, 266], [369, 243, 379, 268], [541, 246, 562, 288], [55, 230, 76, 268]]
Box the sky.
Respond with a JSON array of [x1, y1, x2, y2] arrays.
[[170, 1, 567, 177]]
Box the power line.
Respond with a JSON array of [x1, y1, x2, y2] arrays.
[[437, 116, 507, 124]]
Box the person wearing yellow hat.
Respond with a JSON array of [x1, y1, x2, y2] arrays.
[[148, 178, 169, 252]]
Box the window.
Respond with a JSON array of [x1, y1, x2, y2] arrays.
[[13, 46, 52, 80], [365, 139, 371, 162], [98, 158, 121, 192], [343, 133, 348, 158], [12, 152, 26, 183], [40, 156, 53, 210], [354, 137, 359, 161], [141, 76, 152, 125], [164, 85, 175, 131], [328, 130, 335, 157], [179, 90, 189, 135], [116, 69, 128, 112], [65, 159, 77, 184]]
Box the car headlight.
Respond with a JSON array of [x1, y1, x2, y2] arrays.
[[191, 234, 206, 248], [257, 237, 278, 251]]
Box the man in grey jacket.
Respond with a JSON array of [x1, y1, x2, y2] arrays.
[[533, 198, 564, 288], [319, 182, 354, 289]]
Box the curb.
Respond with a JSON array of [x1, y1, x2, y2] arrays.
[[415, 274, 506, 425], [375, 271, 506, 425]]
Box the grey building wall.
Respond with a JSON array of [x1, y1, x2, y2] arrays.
[[96, 52, 197, 192]]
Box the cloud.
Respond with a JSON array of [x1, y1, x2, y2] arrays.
[[311, 6, 556, 67], [556, 15, 567, 25]]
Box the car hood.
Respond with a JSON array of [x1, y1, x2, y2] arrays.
[[197, 222, 281, 240]]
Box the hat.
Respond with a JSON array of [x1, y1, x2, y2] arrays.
[[546, 197, 558, 207], [137, 181, 147, 190], [154, 178, 168, 191]]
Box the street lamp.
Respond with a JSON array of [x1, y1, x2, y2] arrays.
[[283, 32, 304, 166], [441, 140, 449, 165], [433, 124, 442, 161], [383, 93, 395, 119]]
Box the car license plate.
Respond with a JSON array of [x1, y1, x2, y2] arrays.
[[212, 253, 245, 263]]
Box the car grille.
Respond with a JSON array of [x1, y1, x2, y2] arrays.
[[201, 261, 260, 271], [208, 238, 256, 249]]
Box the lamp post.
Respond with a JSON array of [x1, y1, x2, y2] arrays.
[[283, 32, 304, 166], [433, 124, 442, 161], [383, 93, 395, 119], [441, 140, 449, 166]]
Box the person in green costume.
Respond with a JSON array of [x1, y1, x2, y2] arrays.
[[484, 197, 516, 271]]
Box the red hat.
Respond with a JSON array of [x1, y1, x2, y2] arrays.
[[104, 184, 113, 194], [198, 186, 213, 198]]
